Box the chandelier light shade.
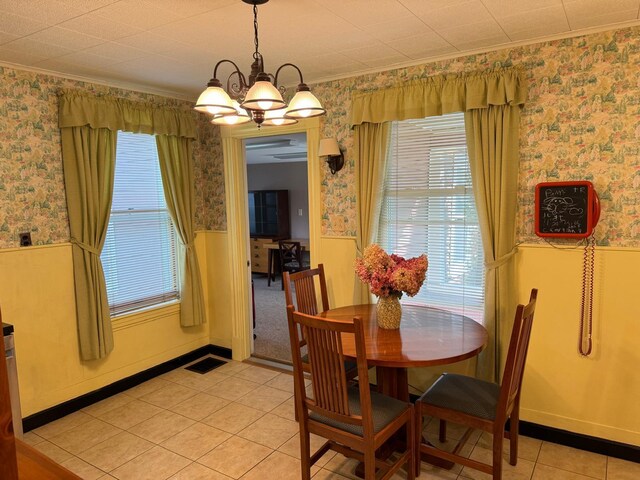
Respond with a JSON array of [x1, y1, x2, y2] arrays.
[[241, 75, 286, 112], [211, 101, 251, 126], [285, 87, 326, 119], [194, 82, 236, 115], [262, 107, 298, 127], [194, 0, 325, 127]]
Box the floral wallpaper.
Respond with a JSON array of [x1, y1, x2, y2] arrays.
[[2, 25, 639, 249], [311, 26, 640, 247], [0, 66, 224, 249], [193, 114, 225, 231]]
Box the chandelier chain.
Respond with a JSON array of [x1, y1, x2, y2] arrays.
[[253, 3, 259, 60]]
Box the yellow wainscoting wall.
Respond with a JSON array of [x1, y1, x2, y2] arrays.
[[202, 231, 233, 349], [0, 233, 213, 416], [516, 244, 640, 446], [1, 231, 637, 446], [316, 237, 639, 446]]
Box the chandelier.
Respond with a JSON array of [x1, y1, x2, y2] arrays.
[[194, 0, 326, 127]]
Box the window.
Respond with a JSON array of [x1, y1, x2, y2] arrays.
[[377, 113, 485, 320], [101, 131, 179, 316]]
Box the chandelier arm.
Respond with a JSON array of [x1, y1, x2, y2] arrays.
[[274, 63, 305, 87], [211, 59, 248, 89]]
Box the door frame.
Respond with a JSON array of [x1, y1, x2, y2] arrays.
[[220, 118, 321, 361]]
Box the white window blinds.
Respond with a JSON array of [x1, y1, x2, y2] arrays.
[[377, 113, 485, 321], [101, 131, 179, 316]]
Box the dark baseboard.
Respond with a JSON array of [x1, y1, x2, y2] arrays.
[[209, 344, 232, 359], [22, 344, 232, 432], [518, 421, 639, 464], [408, 393, 637, 463]]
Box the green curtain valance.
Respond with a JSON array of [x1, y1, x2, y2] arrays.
[[351, 67, 526, 126], [59, 92, 197, 139]]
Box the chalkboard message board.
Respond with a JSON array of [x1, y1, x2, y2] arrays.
[[535, 181, 599, 238]]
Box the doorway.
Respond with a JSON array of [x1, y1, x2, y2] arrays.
[[219, 118, 321, 362], [245, 133, 309, 362]]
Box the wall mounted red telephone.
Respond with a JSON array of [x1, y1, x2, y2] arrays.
[[535, 181, 601, 356]]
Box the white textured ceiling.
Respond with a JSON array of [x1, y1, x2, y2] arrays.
[[1, 0, 639, 100], [245, 133, 307, 164]]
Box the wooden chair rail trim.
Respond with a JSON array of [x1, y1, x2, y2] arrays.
[[306, 403, 364, 426], [310, 441, 332, 465], [420, 403, 495, 432], [308, 422, 366, 450], [372, 408, 414, 448], [330, 442, 410, 479], [420, 442, 494, 475]]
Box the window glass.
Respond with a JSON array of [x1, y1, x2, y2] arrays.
[[377, 113, 485, 321], [101, 131, 179, 316]]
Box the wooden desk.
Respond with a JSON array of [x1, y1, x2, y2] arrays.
[[318, 304, 488, 401], [264, 239, 310, 287]]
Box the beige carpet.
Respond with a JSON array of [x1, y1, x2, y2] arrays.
[[252, 273, 293, 363]]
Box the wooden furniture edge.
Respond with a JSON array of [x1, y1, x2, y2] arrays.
[[16, 439, 82, 479]]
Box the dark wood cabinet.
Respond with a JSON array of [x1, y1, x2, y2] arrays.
[[248, 190, 290, 239]]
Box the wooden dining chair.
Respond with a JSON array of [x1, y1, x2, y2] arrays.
[[287, 306, 415, 480], [283, 265, 358, 381], [414, 289, 538, 479], [278, 241, 309, 290]]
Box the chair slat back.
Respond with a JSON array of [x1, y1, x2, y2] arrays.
[[305, 324, 350, 414], [499, 289, 538, 416], [286, 307, 373, 431], [283, 265, 330, 316]]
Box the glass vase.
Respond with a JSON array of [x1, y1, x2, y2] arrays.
[[376, 295, 402, 329]]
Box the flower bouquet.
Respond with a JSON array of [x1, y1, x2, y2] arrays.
[[354, 244, 428, 329]]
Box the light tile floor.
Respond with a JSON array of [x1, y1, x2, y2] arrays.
[[23, 357, 640, 480]]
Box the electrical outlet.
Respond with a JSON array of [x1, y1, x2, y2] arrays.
[[19, 232, 32, 247], [298, 208, 303, 216]]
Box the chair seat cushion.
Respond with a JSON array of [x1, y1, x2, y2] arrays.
[[418, 373, 500, 421], [309, 387, 409, 436]]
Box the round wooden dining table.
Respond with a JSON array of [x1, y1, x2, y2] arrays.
[[318, 304, 488, 402]]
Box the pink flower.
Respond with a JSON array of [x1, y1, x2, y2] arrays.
[[354, 245, 428, 298]]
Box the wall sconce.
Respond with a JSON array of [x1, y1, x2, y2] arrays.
[[318, 138, 344, 174]]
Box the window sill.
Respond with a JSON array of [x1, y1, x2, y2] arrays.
[[112, 300, 181, 332]]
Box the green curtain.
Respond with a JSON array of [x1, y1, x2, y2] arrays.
[[351, 68, 526, 126], [61, 126, 116, 361], [353, 122, 390, 304], [156, 135, 206, 327], [59, 92, 197, 139], [350, 67, 526, 379], [59, 92, 198, 360], [465, 106, 520, 382]]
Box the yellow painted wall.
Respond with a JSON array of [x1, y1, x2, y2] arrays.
[[0, 236, 211, 416], [316, 237, 640, 445], [516, 244, 640, 446], [202, 231, 233, 349], [319, 236, 358, 308]]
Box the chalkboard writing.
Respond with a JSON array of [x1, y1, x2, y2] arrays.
[[535, 181, 599, 238]]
